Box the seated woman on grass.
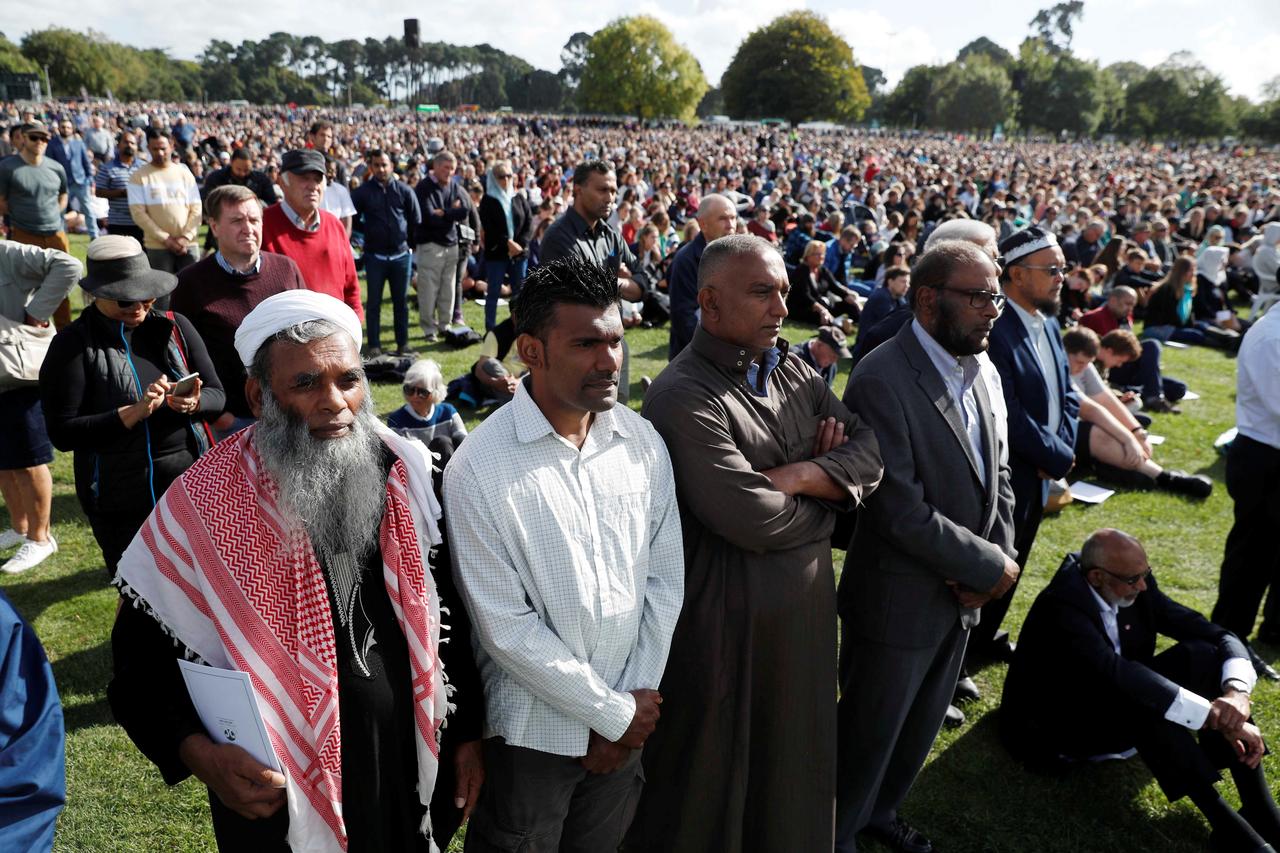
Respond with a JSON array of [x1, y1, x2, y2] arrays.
[[386, 359, 467, 468]]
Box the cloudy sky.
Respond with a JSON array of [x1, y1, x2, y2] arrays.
[[16, 0, 1280, 101]]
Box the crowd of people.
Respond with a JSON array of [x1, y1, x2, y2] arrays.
[[1, 98, 1280, 853]]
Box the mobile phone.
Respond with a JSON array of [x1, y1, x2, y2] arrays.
[[169, 372, 199, 397]]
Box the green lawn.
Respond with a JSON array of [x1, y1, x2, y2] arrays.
[[1, 232, 1267, 852]]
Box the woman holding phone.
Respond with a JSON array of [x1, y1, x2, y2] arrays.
[[39, 236, 224, 580]]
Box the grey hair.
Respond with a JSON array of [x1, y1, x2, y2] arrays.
[[403, 358, 447, 404], [249, 319, 346, 383], [432, 150, 457, 167], [924, 219, 997, 254], [697, 233, 778, 291]]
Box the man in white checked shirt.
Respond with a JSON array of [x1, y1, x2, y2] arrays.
[[444, 256, 684, 852]]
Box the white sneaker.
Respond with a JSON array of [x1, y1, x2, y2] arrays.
[[2, 535, 58, 574], [0, 528, 24, 550]]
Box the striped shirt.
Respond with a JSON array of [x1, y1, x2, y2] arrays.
[[95, 156, 143, 227], [127, 162, 201, 249]]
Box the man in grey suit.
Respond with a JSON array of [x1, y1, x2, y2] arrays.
[[835, 240, 1019, 853]]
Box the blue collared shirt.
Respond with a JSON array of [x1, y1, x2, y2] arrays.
[[279, 198, 321, 233], [744, 346, 783, 397], [214, 251, 262, 277], [351, 175, 421, 257], [911, 318, 987, 487]]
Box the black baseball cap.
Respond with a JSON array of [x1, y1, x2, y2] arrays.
[[281, 149, 326, 176]]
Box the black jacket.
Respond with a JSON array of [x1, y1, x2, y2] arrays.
[[412, 174, 470, 247], [478, 193, 534, 261], [1002, 553, 1246, 762], [1144, 281, 1195, 329], [38, 304, 224, 520]]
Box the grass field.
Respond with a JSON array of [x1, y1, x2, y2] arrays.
[[1, 232, 1268, 852]]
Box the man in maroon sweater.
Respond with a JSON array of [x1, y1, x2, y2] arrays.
[[260, 149, 363, 322], [172, 185, 305, 439], [1079, 285, 1186, 412]]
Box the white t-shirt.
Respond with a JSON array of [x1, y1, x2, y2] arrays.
[[322, 183, 356, 219]]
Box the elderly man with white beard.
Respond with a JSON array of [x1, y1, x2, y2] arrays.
[[108, 290, 485, 853]]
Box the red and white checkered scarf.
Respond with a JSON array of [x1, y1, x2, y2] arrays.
[[117, 425, 448, 853]]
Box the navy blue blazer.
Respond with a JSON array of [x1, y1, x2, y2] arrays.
[[667, 233, 706, 359], [1002, 553, 1247, 761], [986, 304, 1079, 521]]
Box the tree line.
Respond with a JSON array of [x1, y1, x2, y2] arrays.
[[2, 2, 1278, 142]]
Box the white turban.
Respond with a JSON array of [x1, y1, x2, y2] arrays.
[[233, 290, 363, 368]]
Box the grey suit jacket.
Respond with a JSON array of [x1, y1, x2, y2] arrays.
[[839, 320, 1017, 650]]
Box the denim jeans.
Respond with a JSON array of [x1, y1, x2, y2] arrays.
[[365, 252, 413, 351], [69, 182, 99, 238], [484, 256, 528, 330]]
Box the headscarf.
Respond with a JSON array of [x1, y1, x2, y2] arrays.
[[1197, 245, 1228, 286], [234, 291, 363, 368], [485, 168, 515, 240]]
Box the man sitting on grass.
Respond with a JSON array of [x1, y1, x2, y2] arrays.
[[1003, 529, 1280, 853]]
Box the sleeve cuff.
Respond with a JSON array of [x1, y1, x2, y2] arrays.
[[1222, 657, 1257, 694], [590, 690, 637, 743], [1166, 686, 1212, 731]]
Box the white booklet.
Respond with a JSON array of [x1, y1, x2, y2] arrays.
[[178, 659, 282, 772], [1069, 481, 1116, 504]]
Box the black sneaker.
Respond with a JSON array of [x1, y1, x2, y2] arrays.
[[866, 817, 935, 853], [1143, 396, 1181, 414], [1155, 470, 1213, 499]]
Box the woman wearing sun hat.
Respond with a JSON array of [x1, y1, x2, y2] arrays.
[[38, 235, 224, 580]]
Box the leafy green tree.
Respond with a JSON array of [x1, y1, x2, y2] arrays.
[[1106, 61, 1147, 91], [696, 86, 725, 118], [558, 32, 591, 90], [1029, 1, 1085, 54], [880, 64, 943, 127], [721, 11, 869, 124], [578, 16, 706, 121], [958, 37, 1014, 68], [1015, 37, 1106, 135], [932, 55, 1014, 132], [21, 28, 114, 95], [0, 32, 37, 73], [860, 66, 887, 97], [507, 70, 567, 111], [1122, 52, 1237, 139]]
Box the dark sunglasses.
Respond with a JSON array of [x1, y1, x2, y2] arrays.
[[403, 385, 431, 398], [1096, 565, 1153, 587]]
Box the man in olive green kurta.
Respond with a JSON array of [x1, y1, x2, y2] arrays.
[[628, 235, 883, 853]]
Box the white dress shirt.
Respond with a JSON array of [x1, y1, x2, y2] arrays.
[[1008, 298, 1062, 434], [443, 378, 684, 756], [911, 319, 988, 487], [1087, 584, 1256, 731], [1236, 309, 1280, 450]]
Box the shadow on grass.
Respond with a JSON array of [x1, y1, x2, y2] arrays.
[[51, 639, 114, 732], [897, 713, 1210, 853], [2, 562, 107, 625]]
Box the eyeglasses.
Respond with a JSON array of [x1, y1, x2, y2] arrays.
[[494, 172, 512, 179], [1094, 565, 1153, 587], [403, 385, 431, 398], [935, 286, 1007, 311], [1019, 264, 1067, 279]]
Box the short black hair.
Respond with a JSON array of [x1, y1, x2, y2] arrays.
[[230, 147, 252, 162], [909, 240, 992, 310], [145, 127, 173, 143], [308, 120, 333, 136], [572, 160, 614, 187], [365, 148, 387, 162], [512, 257, 619, 339]]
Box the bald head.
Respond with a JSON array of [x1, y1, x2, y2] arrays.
[[698, 233, 777, 291], [1081, 528, 1145, 571], [697, 194, 738, 243], [1080, 529, 1151, 607], [924, 219, 998, 259]]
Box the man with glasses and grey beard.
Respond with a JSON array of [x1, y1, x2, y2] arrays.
[[109, 291, 484, 853]]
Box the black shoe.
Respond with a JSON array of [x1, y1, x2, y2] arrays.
[[1247, 645, 1280, 681], [1156, 470, 1213, 499], [943, 704, 965, 728], [394, 346, 412, 357], [367, 346, 383, 358], [977, 634, 1017, 663], [865, 817, 934, 853], [1143, 396, 1181, 414], [953, 675, 980, 704]]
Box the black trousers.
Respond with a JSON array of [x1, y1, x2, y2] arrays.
[[465, 738, 643, 853], [1053, 640, 1239, 802], [206, 730, 470, 852], [1212, 436, 1280, 640], [969, 494, 1043, 653]]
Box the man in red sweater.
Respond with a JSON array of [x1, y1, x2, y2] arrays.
[[1079, 285, 1185, 412], [260, 149, 363, 323], [172, 184, 306, 439]]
